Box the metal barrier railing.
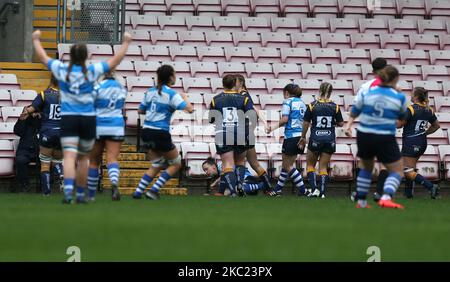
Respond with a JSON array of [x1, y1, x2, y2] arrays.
[[56, 0, 125, 44]]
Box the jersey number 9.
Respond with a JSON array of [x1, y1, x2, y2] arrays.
[[316, 116, 332, 128]]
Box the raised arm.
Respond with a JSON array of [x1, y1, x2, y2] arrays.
[[107, 32, 133, 70], [32, 30, 52, 66]]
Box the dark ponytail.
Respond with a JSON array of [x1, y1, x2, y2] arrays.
[[283, 83, 302, 98], [235, 74, 248, 93], [379, 65, 399, 86], [66, 44, 88, 82], [319, 82, 333, 99], [413, 87, 429, 105], [156, 65, 175, 95]]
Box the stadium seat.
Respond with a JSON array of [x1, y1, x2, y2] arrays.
[[338, 0, 369, 19], [329, 144, 354, 180], [191, 124, 215, 143], [166, 0, 195, 16], [193, 0, 222, 17], [210, 78, 224, 93], [115, 44, 142, 61], [259, 94, 284, 110], [245, 63, 274, 78], [329, 18, 359, 34], [170, 125, 191, 143], [197, 46, 225, 62], [418, 19, 448, 34], [0, 122, 16, 140], [291, 33, 321, 49], [134, 61, 160, 76], [272, 63, 300, 79], [185, 93, 205, 109], [10, 90, 37, 107], [205, 31, 234, 47], [125, 92, 144, 109], [139, 0, 166, 15], [260, 32, 291, 48], [86, 44, 113, 60], [190, 61, 218, 77], [320, 33, 351, 49], [416, 145, 440, 181], [425, 0, 450, 20], [169, 45, 198, 62], [439, 145, 450, 179], [360, 64, 376, 80], [399, 49, 430, 65], [350, 33, 380, 49], [436, 112, 450, 128], [301, 64, 332, 80], [171, 110, 198, 125], [389, 19, 418, 34], [310, 48, 341, 64], [340, 48, 370, 64], [233, 32, 262, 47], [412, 80, 443, 97], [185, 16, 214, 31], [429, 50, 450, 66], [57, 43, 71, 60], [217, 62, 246, 77], [396, 0, 427, 19], [245, 78, 268, 94], [280, 48, 311, 64], [443, 81, 450, 96], [0, 140, 14, 176], [409, 34, 440, 50], [379, 34, 409, 50], [359, 18, 389, 34], [422, 65, 449, 81], [241, 17, 271, 32], [266, 143, 283, 177], [0, 74, 19, 90], [158, 15, 187, 30], [213, 16, 242, 32], [270, 17, 300, 32], [434, 96, 450, 112], [221, 0, 251, 17], [0, 90, 12, 107], [328, 80, 354, 96], [370, 49, 400, 65], [115, 61, 135, 77], [181, 142, 212, 176], [1, 107, 22, 122], [280, 0, 309, 18], [247, 143, 270, 175], [141, 45, 170, 61], [178, 30, 207, 46], [295, 79, 322, 96], [130, 15, 159, 30], [250, 0, 281, 18], [126, 76, 154, 92], [396, 80, 412, 93], [331, 64, 362, 80], [300, 18, 330, 33], [439, 35, 450, 50], [309, 0, 339, 19], [427, 128, 449, 145], [224, 46, 254, 62], [182, 77, 211, 93], [252, 47, 281, 63], [266, 78, 293, 94], [371, 0, 397, 19], [255, 126, 276, 144]]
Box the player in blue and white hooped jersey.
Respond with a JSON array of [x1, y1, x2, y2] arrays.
[[87, 71, 128, 202], [23, 74, 64, 196], [32, 30, 132, 204], [266, 84, 307, 196], [133, 65, 194, 200], [345, 66, 407, 209]]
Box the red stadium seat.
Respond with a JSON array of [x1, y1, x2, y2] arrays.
[[182, 77, 211, 93], [370, 49, 400, 65], [115, 44, 142, 61], [169, 45, 198, 62], [185, 93, 205, 110], [359, 18, 388, 34], [340, 48, 370, 64], [134, 61, 160, 76], [328, 80, 354, 96], [193, 0, 222, 17], [439, 145, 450, 179], [191, 124, 215, 143], [394, 64, 422, 81], [397, 80, 412, 93], [150, 30, 179, 45], [310, 48, 341, 64], [210, 78, 225, 93], [399, 49, 430, 65], [266, 143, 283, 177], [281, 48, 311, 64], [332, 64, 362, 80], [291, 33, 321, 49], [221, 0, 251, 17], [422, 65, 449, 81], [434, 96, 450, 112], [429, 50, 450, 66], [272, 63, 301, 79], [443, 81, 450, 96], [320, 33, 351, 49], [190, 62, 218, 78], [301, 64, 332, 80], [233, 32, 262, 47], [139, 0, 166, 15], [280, 0, 309, 18], [245, 63, 274, 78], [0, 139, 14, 176], [158, 15, 187, 30], [166, 0, 195, 16], [270, 17, 300, 33], [427, 128, 449, 145], [86, 44, 113, 60], [170, 125, 191, 143], [163, 61, 191, 77], [241, 17, 271, 32], [178, 31, 207, 46], [125, 92, 144, 110], [1, 107, 22, 123], [259, 94, 284, 110], [350, 33, 380, 49], [295, 79, 322, 96], [396, 0, 427, 19], [141, 45, 170, 61], [186, 16, 214, 31], [412, 80, 443, 97], [338, 0, 370, 19], [205, 31, 234, 47], [389, 19, 418, 34], [250, 0, 281, 18], [371, 0, 397, 19], [0, 74, 19, 90], [309, 0, 339, 19], [128, 30, 150, 45], [329, 144, 354, 181], [197, 46, 225, 62], [213, 16, 242, 32], [245, 78, 268, 94], [266, 78, 294, 94], [409, 34, 440, 50], [181, 142, 212, 176], [418, 19, 448, 34], [261, 32, 291, 48], [361, 64, 376, 80], [300, 18, 330, 33], [130, 15, 158, 30], [416, 145, 440, 181], [0, 90, 12, 107], [57, 43, 71, 60], [0, 122, 16, 140], [329, 18, 359, 34], [425, 0, 450, 20], [224, 46, 253, 62], [217, 62, 246, 77], [252, 47, 281, 63], [10, 90, 37, 107], [379, 34, 409, 50], [439, 35, 450, 50], [126, 76, 154, 92]]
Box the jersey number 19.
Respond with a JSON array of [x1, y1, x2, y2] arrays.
[[49, 104, 61, 120]]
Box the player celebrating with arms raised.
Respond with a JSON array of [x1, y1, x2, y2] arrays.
[[345, 66, 407, 209]]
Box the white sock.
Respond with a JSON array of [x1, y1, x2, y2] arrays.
[[381, 194, 392, 201]]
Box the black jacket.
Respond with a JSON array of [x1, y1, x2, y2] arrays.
[[14, 116, 40, 156]]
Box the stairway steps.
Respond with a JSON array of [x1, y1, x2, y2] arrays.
[[116, 187, 188, 196], [102, 178, 179, 187], [102, 153, 147, 162]]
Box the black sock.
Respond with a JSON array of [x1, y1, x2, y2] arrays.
[[376, 170, 388, 195]]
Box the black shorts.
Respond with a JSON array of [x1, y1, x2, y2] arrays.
[[61, 115, 96, 140], [401, 136, 427, 158], [308, 139, 336, 155], [282, 137, 304, 156], [39, 128, 61, 150], [97, 136, 125, 142], [357, 131, 401, 164], [215, 144, 247, 155], [141, 128, 175, 152]]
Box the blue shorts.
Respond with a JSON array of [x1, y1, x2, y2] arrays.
[[401, 136, 427, 158], [40, 128, 61, 150]]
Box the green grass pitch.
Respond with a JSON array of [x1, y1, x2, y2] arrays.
[[0, 193, 449, 262]]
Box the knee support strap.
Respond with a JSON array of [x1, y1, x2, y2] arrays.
[[167, 155, 181, 166], [151, 157, 167, 168], [404, 167, 417, 180], [78, 139, 95, 155], [39, 154, 52, 172]]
